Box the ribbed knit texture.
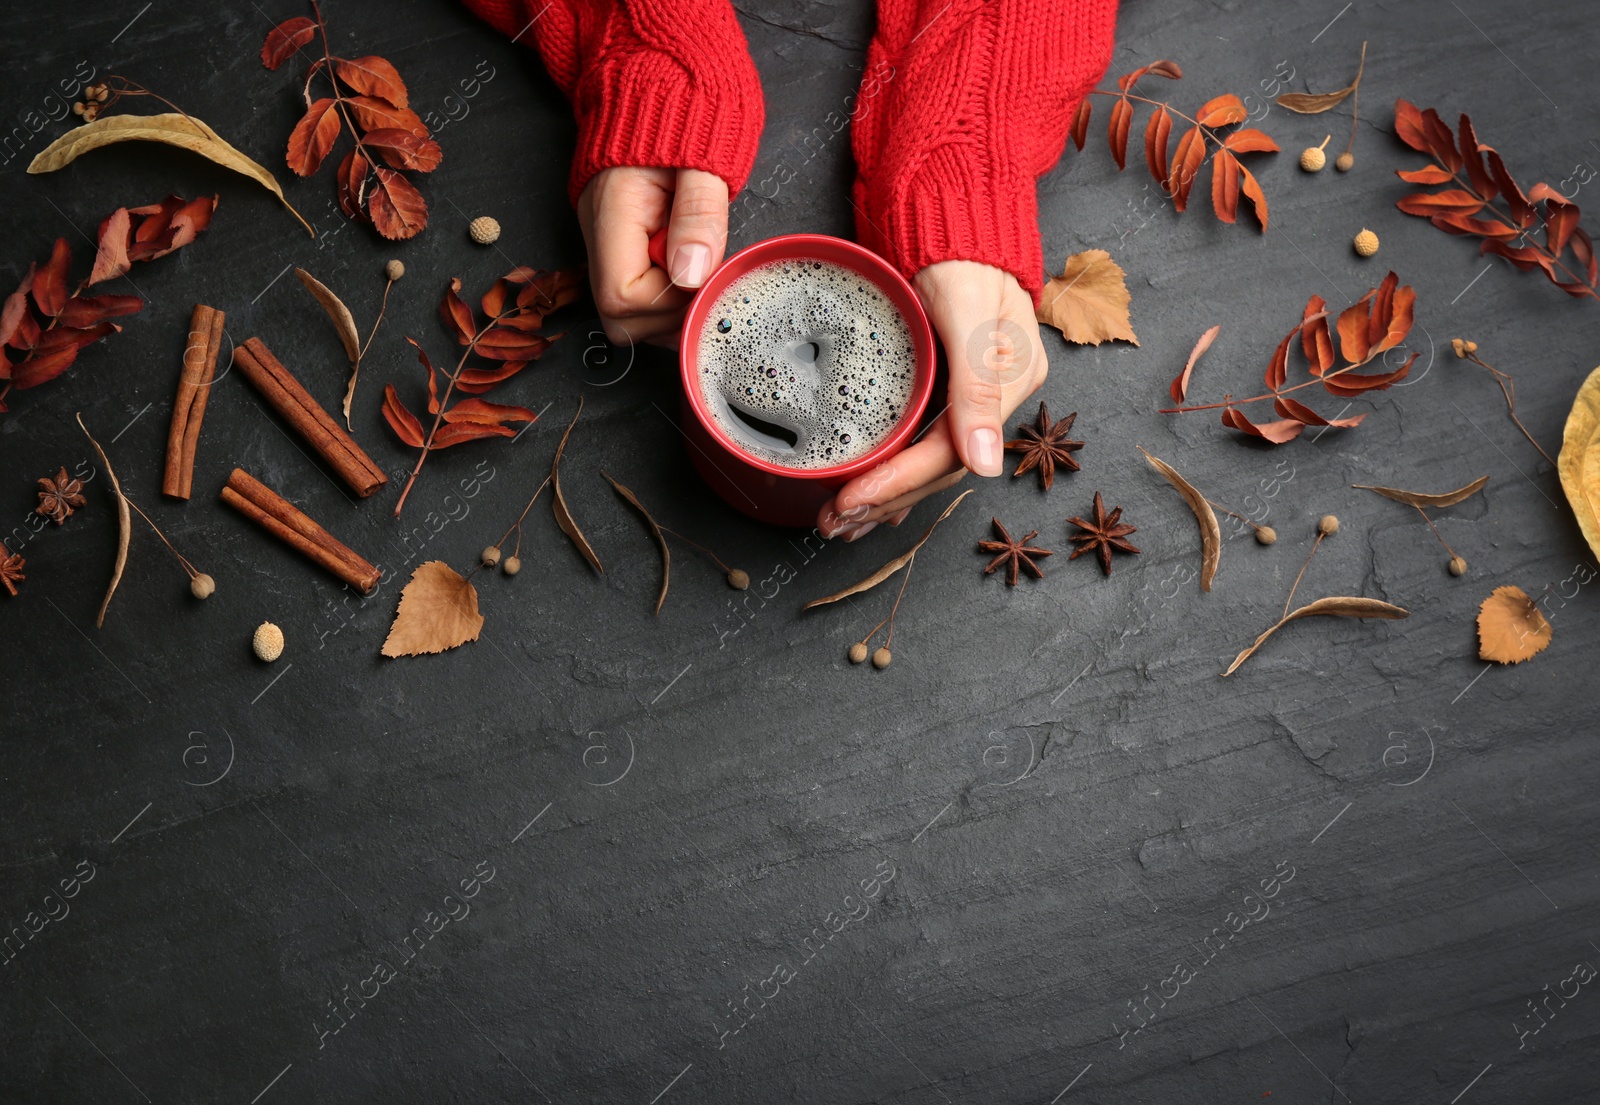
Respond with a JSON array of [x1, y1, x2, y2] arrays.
[[460, 0, 766, 203], [462, 0, 1119, 299]]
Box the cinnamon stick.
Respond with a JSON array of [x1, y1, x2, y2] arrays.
[[162, 303, 225, 499], [221, 467, 381, 593], [233, 337, 387, 497]]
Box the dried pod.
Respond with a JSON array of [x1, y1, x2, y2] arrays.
[[481, 545, 502, 568], [502, 555, 522, 576], [190, 573, 216, 599], [1318, 514, 1340, 536], [1353, 229, 1379, 256], [1335, 152, 1354, 171], [1449, 555, 1468, 576], [1452, 338, 1467, 358], [1256, 525, 1278, 545], [727, 568, 750, 590], [253, 622, 285, 662], [871, 647, 892, 669], [469, 216, 500, 244], [385, 259, 405, 280], [848, 642, 869, 664]]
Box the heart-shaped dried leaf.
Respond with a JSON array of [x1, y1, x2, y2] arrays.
[[381, 560, 483, 657], [30, 113, 312, 236], [1559, 363, 1600, 559], [1224, 596, 1409, 676], [1477, 585, 1551, 664], [1036, 250, 1138, 347], [803, 489, 972, 609], [1353, 475, 1489, 508], [1139, 448, 1219, 592]]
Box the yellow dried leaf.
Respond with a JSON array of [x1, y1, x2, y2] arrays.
[[1476, 585, 1551, 664], [1036, 250, 1139, 347], [1559, 363, 1600, 559], [381, 560, 483, 657]]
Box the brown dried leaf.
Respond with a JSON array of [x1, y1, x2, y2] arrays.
[[1352, 475, 1489, 509], [1036, 250, 1138, 347], [552, 399, 602, 574], [381, 560, 484, 657], [803, 489, 973, 610], [1223, 596, 1409, 676], [603, 471, 671, 615], [1274, 41, 1365, 114], [1170, 324, 1219, 403], [76, 413, 130, 628], [295, 268, 361, 364], [1140, 448, 1220, 592], [1477, 585, 1551, 664]]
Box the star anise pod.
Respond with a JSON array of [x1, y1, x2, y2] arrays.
[[0, 550, 24, 596], [978, 518, 1053, 586], [1005, 402, 1083, 490], [36, 467, 87, 525], [1066, 491, 1140, 575]]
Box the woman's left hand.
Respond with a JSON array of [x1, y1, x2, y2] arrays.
[[816, 260, 1048, 540]]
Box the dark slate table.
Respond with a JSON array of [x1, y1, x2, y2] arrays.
[[4, 2, 1598, 1102]]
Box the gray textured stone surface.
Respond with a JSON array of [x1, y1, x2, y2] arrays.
[[2, 1, 1598, 1102]]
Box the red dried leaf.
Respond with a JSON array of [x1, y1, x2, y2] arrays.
[[382, 383, 426, 447], [1239, 164, 1268, 230], [1337, 296, 1373, 365], [1169, 126, 1206, 212], [33, 238, 71, 318], [368, 167, 429, 240], [1322, 352, 1416, 396], [333, 56, 409, 108], [89, 208, 132, 285], [473, 327, 553, 361], [346, 96, 429, 138], [287, 98, 342, 177], [429, 421, 515, 450], [1397, 165, 1454, 185], [57, 294, 142, 328], [1480, 238, 1556, 278], [1429, 212, 1520, 240], [455, 361, 529, 394], [1529, 183, 1579, 257], [1421, 107, 1461, 172], [1144, 106, 1172, 187], [1367, 271, 1397, 348], [1301, 297, 1334, 375], [1264, 323, 1296, 391], [1570, 227, 1598, 286], [361, 128, 442, 173], [1169, 324, 1219, 403], [12, 323, 117, 389], [336, 149, 370, 219], [1222, 128, 1279, 154], [516, 269, 586, 315], [1070, 99, 1091, 151], [443, 398, 538, 426], [1395, 189, 1486, 216], [406, 338, 442, 414], [0, 267, 34, 348], [261, 16, 316, 70], [1221, 405, 1304, 443], [440, 277, 475, 344], [1107, 98, 1133, 170], [1394, 99, 1429, 152], [1456, 114, 1497, 202], [1372, 280, 1416, 355], [481, 279, 510, 319], [1211, 150, 1240, 223], [1117, 60, 1182, 92], [1196, 94, 1247, 127], [1273, 395, 1367, 428], [1483, 147, 1534, 226], [137, 195, 216, 260]]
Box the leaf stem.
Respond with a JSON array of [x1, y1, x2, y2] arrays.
[[1465, 350, 1557, 466], [1283, 531, 1324, 620]]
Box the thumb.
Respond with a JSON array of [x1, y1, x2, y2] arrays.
[[665, 168, 730, 289], [943, 315, 1021, 479]]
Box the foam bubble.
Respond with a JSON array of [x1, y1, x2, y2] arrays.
[[695, 259, 916, 470]]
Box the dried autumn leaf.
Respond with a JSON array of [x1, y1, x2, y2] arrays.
[[1170, 324, 1219, 403], [1036, 250, 1138, 347], [1352, 475, 1489, 508], [28, 113, 312, 236], [1223, 596, 1410, 676], [803, 489, 973, 610], [76, 413, 131, 628], [1274, 41, 1365, 113], [295, 268, 361, 363], [368, 166, 428, 241], [1107, 98, 1134, 170], [603, 471, 671, 615], [287, 98, 342, 176], [333, 56, 409, 107], [1476, 585, 1551, 664], [382, 384, 425, 447], [261, 15, 316, 69], [1221, 405, 1304, 443], [1070, 99, 1091, 151], [1139, 448, 1220, 592], [1196, 94, 1247, 127], [381, 560, 483, 657], [551, 398, 602, 574], [1559, 363, 1600, 559], [1168, 126, 1207, 212]]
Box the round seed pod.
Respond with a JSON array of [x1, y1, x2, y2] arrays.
[[1452, 338, 1467, 358], [469, 216, 501, 245], [848, 642, 869, 664], [1449, 555, 1468, 576], [1255, 526, 1278, 546], [1318, 514, 1340, 536], [1299, 146, 1326, 172], [1464, 340, 1478, 354], [253, 622, 285, 662], [190, 573, 216, 599], [1335, 152, 1355, 171], [1353, 229, 1379, 257], [481, 545, 502, 568], [871, 647, 892, 669], [502, 555, 522, 576], [727, 568, 750, 590], [385, 259, 406, 281]]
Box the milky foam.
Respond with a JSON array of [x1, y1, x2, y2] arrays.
[[695, 259, 917, 470]]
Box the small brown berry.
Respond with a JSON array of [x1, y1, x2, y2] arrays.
[[252, 622, 285, 662], [1464, 340, 1478, 354], [89, 84, 109, 102], [1353, 229, 1379, 257], [190, 573, 215, 599], [502, 555, 522, 576], [1449, 555, 1468, 576], [1335, 152, 1354, 171], [1318, 514, 1340, 536], [1299, 146, 1327, 172], [871, 647, 892, 669], [469, 216, 501, 245], [385, 259, 405, 281], [1256, 525, 1278, 546], [727, 568, 750, 590], [1452, 338, 1467, 358], [848, 642, 869, 664], [481, 545, 501, 568], [72, 101, 86, 116]]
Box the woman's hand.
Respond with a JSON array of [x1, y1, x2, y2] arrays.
[[816, 260, 1048, 540], [576, 166, 730, 349]]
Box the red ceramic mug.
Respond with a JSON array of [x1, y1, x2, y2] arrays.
[[667, 233, 937, 528]]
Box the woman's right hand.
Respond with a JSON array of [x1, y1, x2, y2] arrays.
[[575, 166, 730, 349]]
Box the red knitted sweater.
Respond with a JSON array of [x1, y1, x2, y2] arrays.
[[460, 0, 1118, 300]]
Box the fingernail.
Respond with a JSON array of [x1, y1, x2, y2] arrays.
[[842, 521, 878, 542], [968, 427, 1002, 476], [887, 508, 911, 527], [670, 242, 711, 288], [841, 502, 871, 523]]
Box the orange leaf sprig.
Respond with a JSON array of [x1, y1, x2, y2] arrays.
[[1072, 61, 1280, 229], [0, 196, 216, 413], [1393, 99, 1598, 303], [385, 266, 585, 517], [261, 0, 441, 240], [1161, 272, 1418, 444]]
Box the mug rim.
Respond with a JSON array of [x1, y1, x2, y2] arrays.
[[677, 233, 937, 482]]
